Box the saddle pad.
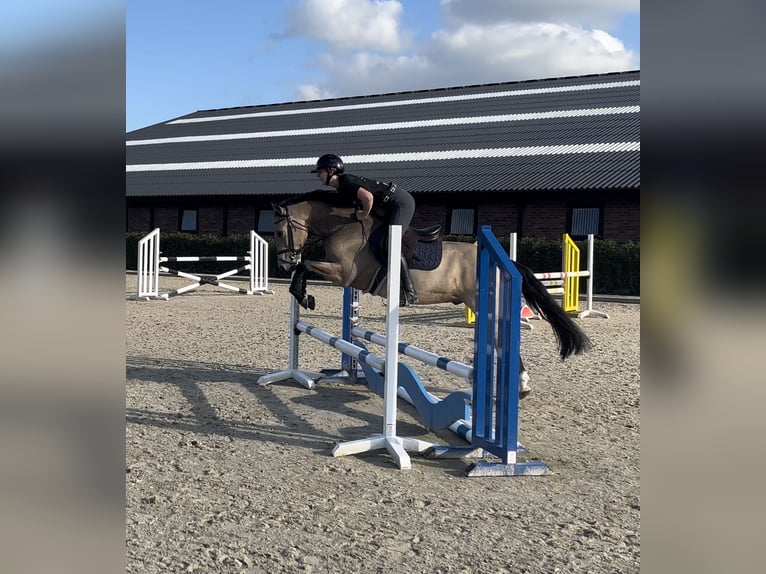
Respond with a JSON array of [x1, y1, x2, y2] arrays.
[[410, 240, 442, 271], [369, 227, 442, 271]]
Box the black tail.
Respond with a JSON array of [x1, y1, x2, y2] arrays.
[[515, 261, 592, 359]]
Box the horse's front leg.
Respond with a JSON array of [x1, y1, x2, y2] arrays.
[[289, 260, 348, 310], [302, 260, 348, 286], [288, 263, 314, 310]]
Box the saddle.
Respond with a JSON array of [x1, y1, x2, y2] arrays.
[[369, 224, 443, 271], [410, 224, 441, 243]]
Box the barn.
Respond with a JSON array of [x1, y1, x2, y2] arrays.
[[126, 69, 639, 242]]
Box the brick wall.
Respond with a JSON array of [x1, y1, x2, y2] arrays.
[[412, 200, 448, 229], [603, 200, 640, 242], [199, 206, 225, 235], [154, 207, 179, 232], [127, 207, 150, 232], [522, 201, 567, 239], [126, 192, 639, 242], [478, 203, 520, 236], [228, 205, 256, 235]]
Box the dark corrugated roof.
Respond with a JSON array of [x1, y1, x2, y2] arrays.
[[127, 70, 640, 197]]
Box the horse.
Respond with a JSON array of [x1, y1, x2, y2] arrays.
[[272, 191, 591, 395]]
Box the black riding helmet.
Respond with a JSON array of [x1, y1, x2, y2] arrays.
[[310, 154, 344, 173]]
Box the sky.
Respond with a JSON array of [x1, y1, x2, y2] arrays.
[[126, 0, 639, 132]]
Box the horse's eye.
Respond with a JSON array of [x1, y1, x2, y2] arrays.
[[276, 230, 284, 238]]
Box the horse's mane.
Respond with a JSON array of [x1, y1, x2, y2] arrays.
[[278, 189, 355, 210]]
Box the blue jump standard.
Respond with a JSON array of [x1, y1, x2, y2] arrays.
[[352, 341, 472, 433]]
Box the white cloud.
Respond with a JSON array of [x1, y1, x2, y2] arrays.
[[283, 0, 638, 100], [428, 23, 635, 71], [283, 0, 409, 53], [440, 0, 639, 29], [591, 29, 628, 54], [296, 84, 336, 101], [298, 21, 637, 99]]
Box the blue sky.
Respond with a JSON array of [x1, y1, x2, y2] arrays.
[[127, 0, 639, 132]]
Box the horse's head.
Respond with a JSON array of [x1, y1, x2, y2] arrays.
[[272, 202, 311, 271]]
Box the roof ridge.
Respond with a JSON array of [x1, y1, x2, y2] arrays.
[[194, 70, 641, 115]]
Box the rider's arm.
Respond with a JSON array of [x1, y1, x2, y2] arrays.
[[356, 187, 374, 218]]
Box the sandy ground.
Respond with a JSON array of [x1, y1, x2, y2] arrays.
[[126, 275, 640, 573]]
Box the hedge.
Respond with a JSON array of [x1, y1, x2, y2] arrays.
[[127, 231, 639, 296]]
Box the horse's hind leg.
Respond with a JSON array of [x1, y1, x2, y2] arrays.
[[519, 356, 531, 399]]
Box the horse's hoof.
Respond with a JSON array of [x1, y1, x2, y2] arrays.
[[299, 296, 310, 310], [307, 295, 316, 310]]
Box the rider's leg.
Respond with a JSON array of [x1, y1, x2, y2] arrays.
[[399, 254, 418, 306]]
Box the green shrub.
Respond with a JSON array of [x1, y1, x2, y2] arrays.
[[127, 231, 639, 295], [443, 234, 639, 295]]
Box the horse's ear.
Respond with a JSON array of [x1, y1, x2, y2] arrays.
[[272, 202, 286, 216]]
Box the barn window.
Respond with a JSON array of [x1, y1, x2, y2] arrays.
[[449, 208, 475, 235], [570, 207, 601, 237], [180, 209, 198, 232], [257, 209, 274, 233]]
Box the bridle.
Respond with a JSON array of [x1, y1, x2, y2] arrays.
[[273, 202, 367, 266], [273, 208, 320, 264]]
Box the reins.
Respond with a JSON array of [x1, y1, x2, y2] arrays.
[[273, 213, 321, 258], [275, 203, 371, 261]]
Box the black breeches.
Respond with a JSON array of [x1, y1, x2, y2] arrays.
[[387, 189, 415, 230]]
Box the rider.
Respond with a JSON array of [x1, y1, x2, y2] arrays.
[[311, 153, 418, 306]]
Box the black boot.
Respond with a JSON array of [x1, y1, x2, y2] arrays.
[[399, 255, 418, 306]]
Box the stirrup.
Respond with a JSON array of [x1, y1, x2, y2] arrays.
[[400, 290, 418, 307]]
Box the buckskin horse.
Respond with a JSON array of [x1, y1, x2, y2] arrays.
[[272, 191, 591, 395]]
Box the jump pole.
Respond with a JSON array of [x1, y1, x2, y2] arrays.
[[509, 232, 608, 327]]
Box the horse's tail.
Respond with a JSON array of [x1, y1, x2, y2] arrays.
[[515, 261, 592, 359]]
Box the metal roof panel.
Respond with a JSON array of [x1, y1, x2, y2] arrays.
[[127, 70, 640, 197]]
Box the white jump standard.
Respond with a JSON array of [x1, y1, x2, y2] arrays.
[[331, 228, 434, 468], [259, 226, 433, 469], [136, 228, 273, 299]]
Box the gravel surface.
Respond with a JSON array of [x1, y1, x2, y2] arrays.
[[126, 275, 640, 573]]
